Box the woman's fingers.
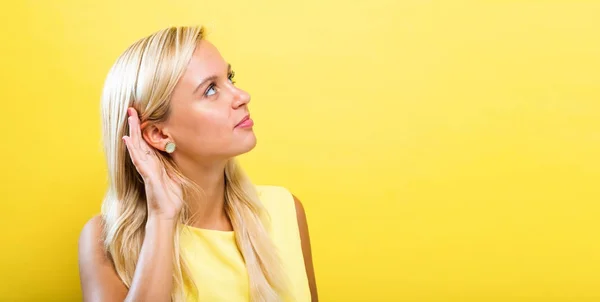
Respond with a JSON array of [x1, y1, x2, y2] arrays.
[[127, 108, 142, 149], [128, 108, 154, 157], [122, 136, 138, 165], [122, 136, 136, 164], [124, 107, 157, 179], [124, 135, 149, 179]]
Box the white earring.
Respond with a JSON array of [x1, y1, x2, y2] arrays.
[[165, 141, 176, 153]]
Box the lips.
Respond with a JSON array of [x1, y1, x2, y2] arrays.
[[236, 115, 249, 126], [235, 115, 253, 128]]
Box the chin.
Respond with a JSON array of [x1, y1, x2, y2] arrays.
[[234, 134, 257, 156]]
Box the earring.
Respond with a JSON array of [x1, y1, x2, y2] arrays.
[[165, 141, 176, 153]]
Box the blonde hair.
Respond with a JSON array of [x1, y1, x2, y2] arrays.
[[100, 26, 290, 301]]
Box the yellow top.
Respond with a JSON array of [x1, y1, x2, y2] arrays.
[[180, 185, 311, 301]]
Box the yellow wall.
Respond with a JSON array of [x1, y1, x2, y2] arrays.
[[1, 1, 599, 301]]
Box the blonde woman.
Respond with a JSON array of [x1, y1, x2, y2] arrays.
[[78, 25, 318, 302]]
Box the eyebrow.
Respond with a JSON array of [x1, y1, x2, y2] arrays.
[[192, 63, 232, 95]]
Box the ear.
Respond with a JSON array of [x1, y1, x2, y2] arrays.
[[140, 121, 171, 152]]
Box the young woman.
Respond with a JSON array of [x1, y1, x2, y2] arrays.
[[78, 25, 318, 302]]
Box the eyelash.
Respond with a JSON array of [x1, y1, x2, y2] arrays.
[[228, 70, 236, 84], [204, 70, 236, 97]]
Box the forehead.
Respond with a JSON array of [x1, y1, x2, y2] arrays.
[[182, 40, 227, 81]]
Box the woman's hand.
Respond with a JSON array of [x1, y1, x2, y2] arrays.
[[122, 107, 183, 221]]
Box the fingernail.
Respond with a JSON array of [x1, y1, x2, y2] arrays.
[[127, 108, 132, 116]]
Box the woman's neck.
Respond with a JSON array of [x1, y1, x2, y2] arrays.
[[175, 156, 232, 231]]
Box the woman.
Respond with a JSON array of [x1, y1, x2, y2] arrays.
[[78, 25, 318, 302]]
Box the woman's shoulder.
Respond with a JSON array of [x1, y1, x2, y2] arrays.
[[255, 185, 301, 212], [254, 185, 298, 223], [79, 215, 104, 245], [255, 185, 293, 199]]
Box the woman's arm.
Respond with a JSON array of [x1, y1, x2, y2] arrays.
[[293, 195, 319, 302], [77, 107, 185, 301], [78, 215, 177, 302], [78, 216, 127, 301]]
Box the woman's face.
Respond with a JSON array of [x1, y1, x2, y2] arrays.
[[146, 40, 256, 161]]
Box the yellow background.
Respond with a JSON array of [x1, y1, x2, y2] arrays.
[[1, 0, 599, 301]]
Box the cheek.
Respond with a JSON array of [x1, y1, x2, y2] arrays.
[[178, 108, 232, 142]]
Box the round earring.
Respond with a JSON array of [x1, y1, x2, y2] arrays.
[[165, 141, 176, 153]]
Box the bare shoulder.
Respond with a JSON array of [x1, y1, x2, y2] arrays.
[[78, 215, 112, 272], [78, 215, 127, 301], [78, 215, 105, 255]]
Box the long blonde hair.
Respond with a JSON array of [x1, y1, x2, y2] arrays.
[[100, 25, 290, 302]]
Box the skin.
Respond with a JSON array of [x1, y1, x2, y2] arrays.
[[78, 40, 318, 301]]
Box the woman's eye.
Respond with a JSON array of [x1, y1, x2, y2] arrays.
[[205, 84, 216, 96]]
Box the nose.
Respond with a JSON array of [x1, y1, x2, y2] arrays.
[[232, 87, 251, 108]]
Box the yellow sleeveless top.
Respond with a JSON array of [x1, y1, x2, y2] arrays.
[[179, 185, 311, 301]]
